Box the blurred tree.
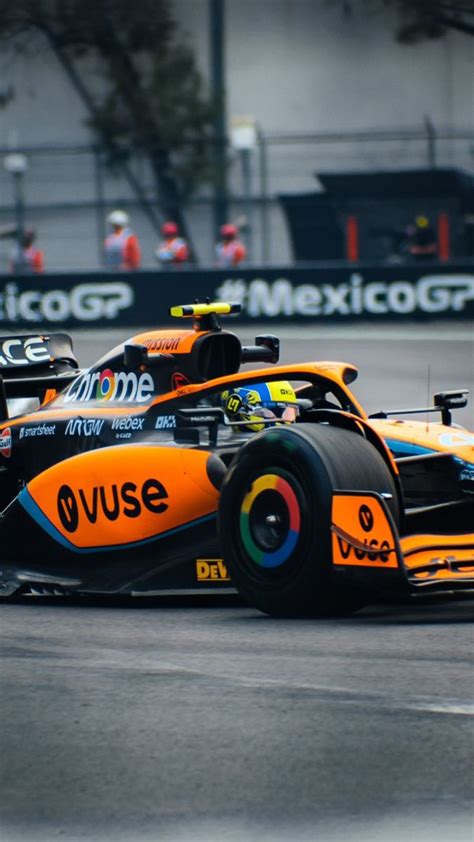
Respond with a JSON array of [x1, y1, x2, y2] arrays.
[[342, 1, 474, 40], [0, 0, 218, 253]]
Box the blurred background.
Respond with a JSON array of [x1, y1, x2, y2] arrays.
[[0, 0, 473, 273], [0, 10, 473, 842]]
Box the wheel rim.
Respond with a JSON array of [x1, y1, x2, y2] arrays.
[[239, 473, 301, 568]]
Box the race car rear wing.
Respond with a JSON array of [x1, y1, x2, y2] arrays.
[[0, 370, 81, 420], [0, 333, 78, 374], [0, 333, 80, 419]]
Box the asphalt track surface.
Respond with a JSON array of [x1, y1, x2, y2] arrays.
[[1, 321, 473, 842]]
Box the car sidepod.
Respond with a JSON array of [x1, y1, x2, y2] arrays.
[[0, 443, 225, 593]]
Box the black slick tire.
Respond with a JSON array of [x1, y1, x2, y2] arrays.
[[218, 423, 399, 617]]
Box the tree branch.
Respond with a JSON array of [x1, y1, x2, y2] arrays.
[[45, 29, 163, 231], [92, 22, 197, 257]]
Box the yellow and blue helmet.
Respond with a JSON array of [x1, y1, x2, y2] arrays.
[[222, 381, 299, 431]]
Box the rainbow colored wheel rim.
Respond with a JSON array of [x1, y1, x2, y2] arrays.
[[240, 473, 301, 568]]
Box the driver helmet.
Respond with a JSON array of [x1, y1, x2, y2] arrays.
[[222, 381, 299, 431]]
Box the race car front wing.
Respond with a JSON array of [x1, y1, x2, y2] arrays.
[[331, 491, 474, 594]]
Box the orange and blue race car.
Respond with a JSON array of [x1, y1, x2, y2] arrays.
[[0, 302, 472, 616]]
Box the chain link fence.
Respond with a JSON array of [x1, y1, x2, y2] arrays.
[[0, 124, 473, 271]]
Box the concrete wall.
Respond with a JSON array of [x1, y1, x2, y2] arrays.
[[221, 0, 473, 132], [0, 1, 472, 270]]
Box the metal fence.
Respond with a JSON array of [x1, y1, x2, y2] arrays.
[[0, 123, 473, 271]]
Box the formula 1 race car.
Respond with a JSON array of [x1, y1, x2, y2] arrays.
[[0, 302, 473, 616]]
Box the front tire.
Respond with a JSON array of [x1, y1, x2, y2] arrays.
[[218, 424, 399, 617]]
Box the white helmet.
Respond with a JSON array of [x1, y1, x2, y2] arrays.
[[107, 209, 129, 227]]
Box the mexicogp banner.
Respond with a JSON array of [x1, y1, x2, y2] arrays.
[[0, 264, 473, 327]]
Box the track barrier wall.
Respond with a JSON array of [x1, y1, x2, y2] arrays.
[[0, 263, 473, 329]]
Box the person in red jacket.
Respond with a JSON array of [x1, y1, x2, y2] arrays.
[[104, 209, 141, 271], [155, 221, 189, 268], [9, 229, 44, 274], [215, 224, 246, 267]]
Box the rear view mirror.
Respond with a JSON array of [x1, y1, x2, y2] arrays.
[[434, 390, 469, 426]]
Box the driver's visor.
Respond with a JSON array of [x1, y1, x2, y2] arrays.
[[251, 403, 299, 422]]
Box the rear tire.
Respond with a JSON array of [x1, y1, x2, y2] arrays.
[[218, 424, 399, 617]]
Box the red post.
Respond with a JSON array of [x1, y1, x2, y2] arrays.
[[346, 215, 359, 262], [438, 212, 450, 262]]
